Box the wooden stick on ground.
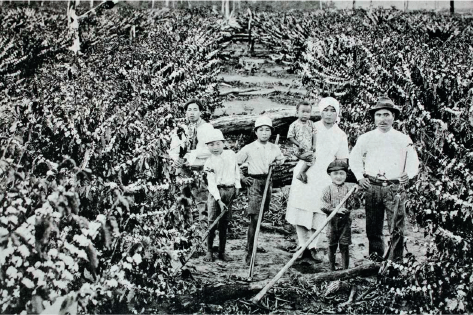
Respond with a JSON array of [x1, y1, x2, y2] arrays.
[[248, 134, 280, 279], [173, 207, 228, 275], [251, 184, 358, 303]]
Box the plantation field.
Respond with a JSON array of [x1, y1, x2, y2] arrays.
[[1, 1, 472, 314]]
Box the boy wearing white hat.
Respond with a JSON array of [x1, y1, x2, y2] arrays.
[[203, 129, 241, 262], [237, 116, 286, 265]]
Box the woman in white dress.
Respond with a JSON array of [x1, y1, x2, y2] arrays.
[[286, 97, 349, 261]]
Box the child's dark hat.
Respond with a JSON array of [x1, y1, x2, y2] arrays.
[[327, 160, 349, 174], [368, 96, 401, 119]]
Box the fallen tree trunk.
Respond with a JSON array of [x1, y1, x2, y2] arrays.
[[210, 108, 320, 135], [311, 262, 381, 284]]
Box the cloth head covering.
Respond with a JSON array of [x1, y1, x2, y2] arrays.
[[318, 97, 341, 123]]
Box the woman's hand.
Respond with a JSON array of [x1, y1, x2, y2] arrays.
[[242, 176, 253, 186], [218, 200, 228, 211]]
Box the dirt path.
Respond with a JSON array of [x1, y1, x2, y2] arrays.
[[187, 200, 429, 287], [185, 43, 430, 305]]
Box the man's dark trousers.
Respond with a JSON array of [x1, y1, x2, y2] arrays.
[[365, 183, 406, 261]]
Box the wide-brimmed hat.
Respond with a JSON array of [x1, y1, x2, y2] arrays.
[[254, 116, 273, 129], [368, 96, 401, 118], [327, 160, 349, 174], [204, 129, 225, 144]]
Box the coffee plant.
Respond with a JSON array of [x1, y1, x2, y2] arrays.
[[295, 9, 473, 314], [0, 5, 223, 314]]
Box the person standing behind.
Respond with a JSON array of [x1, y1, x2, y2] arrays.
[[237, 116, 285, 265], [169, 99, 214, 165], [203, 129, 241, 262], [169, 99, 215, 221], [287, 100, 317, 184], [350, 96, 419, 262], [285, 97, 349, 262]]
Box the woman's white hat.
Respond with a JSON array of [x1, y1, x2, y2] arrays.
[[318, 97, 340, 115], [204, 129, 225, 144], [254, 116, 273, 129]]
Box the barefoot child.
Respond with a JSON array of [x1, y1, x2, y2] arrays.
[[287, 101, 317, 184], [203, 129, 241, 262], [320, 160, 357, 271], [237, 116, 285, 265]]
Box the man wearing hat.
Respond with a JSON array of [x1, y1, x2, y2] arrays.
[[237, 116, 286, 265], [350, 96, 419, 261], [203, 129, 241, 262]]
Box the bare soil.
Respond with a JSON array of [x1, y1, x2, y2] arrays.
[[185, 46, 430, 304]]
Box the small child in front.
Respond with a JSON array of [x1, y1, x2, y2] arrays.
[[287, 100, 316, 184], [237, 116, 285, 265], [203, 129, 241, 262], [320, 160, 357, 271]]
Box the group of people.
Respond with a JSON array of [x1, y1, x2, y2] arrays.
[[170, 95, 419, 270]]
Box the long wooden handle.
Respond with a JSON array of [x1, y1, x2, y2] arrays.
[[251, 184, 358, 303], [248, 134, 280, 278], [173, 206, 228, 275]]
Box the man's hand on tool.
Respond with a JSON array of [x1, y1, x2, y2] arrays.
[[338, 207, 349, 215], [218, 200, 227, 211], [399, 172, 409, 185], [358, 178, 371, 190], [175, 158, 188, 168]]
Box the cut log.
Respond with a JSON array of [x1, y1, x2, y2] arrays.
[[259, 222, 292, 235], [311, 263, 381, 284], [210, 108, 320, 135], [156, 281, 271, 313], [219, 87, 259, 96]]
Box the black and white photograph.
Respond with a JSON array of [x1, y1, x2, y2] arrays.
[[0, 0, 472, 314]]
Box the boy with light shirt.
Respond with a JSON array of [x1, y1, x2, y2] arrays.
[[237, 116, 286, 265], [320, 160, 358, 271], [203, 129, 241, 262]]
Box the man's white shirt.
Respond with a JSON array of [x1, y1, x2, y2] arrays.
[[350, 128, 419, 181]]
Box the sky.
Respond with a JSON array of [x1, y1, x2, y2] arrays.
[[332, 0, 473, 11]]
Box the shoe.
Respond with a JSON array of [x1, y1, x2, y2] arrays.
[[310, 249, 324, 263], [218, 253, 233, 262]]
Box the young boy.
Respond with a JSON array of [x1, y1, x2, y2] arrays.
[[203, 129, 241, 262], [320, 160, 358, 271], [287, 101, 317, 184], [237, 116, 286, 265]]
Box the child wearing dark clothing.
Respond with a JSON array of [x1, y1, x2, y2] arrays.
[[320, 160, 358, 271]]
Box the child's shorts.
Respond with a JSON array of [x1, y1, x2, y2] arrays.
[[207, 186, 235, 223], [326, 214, 352, 246], [247, 176, 272, 216]]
